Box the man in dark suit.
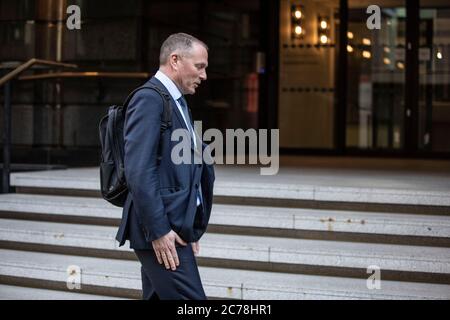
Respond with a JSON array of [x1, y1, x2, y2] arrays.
[[115, 33, 214, 300]]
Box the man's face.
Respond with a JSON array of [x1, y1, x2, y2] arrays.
[[175, 43, 208, 95]]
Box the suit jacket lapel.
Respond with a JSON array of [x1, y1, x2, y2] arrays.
[[147, 77, 200, 155]]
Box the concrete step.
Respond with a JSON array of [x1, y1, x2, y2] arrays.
[[0, 218, 449, 283], [1, 193, 449, 246], [10, 167, 450, 213], [1, 248, 449, 299], [0, 284, 126, 300]]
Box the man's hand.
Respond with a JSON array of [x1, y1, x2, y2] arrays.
[[191, 241, 200, 256], [152, 230, 187, 270]]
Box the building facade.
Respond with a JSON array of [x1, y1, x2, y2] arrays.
[[1, 0, 449, 166]]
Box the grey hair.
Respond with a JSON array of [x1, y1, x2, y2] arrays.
[[159, 33, 208, 65]]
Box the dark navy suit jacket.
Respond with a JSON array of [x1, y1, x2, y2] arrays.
[[115, 77, 215, 249]]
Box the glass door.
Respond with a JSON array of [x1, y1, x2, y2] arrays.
[[418, 1, 450, 152], [346, 0, 407, 150]]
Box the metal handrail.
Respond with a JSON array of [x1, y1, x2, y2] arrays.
[[1, 58, 78, 193], [0, 58, 77, 87], [19, 71, 150, 81]]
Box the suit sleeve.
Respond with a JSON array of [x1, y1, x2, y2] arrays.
[[124, 89, 171, 242]]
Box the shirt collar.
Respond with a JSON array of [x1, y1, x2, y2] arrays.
[[155, 70, 183, 101]]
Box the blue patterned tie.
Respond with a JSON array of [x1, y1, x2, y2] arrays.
[[177, 96, 193, 135], [178, 96, 203, 207]]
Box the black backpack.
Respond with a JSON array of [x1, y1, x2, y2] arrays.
[[98, 84, 172, 207]]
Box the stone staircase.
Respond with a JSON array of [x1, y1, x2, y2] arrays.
[[0, 166, 450, 299]]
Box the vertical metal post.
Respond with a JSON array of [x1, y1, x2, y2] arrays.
[[405, 0, 419, 153], [3, 81, 11, 193], [335, 0, 348, 153]]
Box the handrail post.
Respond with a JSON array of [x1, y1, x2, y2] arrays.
[[2, 81, 11, 193], [0, 59, 77, 193]]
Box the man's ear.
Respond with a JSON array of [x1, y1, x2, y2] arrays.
[[169, 53, 179, 71]]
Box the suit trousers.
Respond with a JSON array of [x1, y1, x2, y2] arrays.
[[134, 242, 207, 300]]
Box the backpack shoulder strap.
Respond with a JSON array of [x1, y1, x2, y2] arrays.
[[122, 84, 172, 131], [121, 84, 173, 161]]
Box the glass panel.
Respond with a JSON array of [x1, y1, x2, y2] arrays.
[[346, 0, 406, 150], [418, 3, 450, 152], [144, 0, 262, 132], [278, 0, 339, 149], [0, 0, 36, 61]]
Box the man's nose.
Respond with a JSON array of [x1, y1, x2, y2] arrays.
[[199, 70, 207, 81]]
